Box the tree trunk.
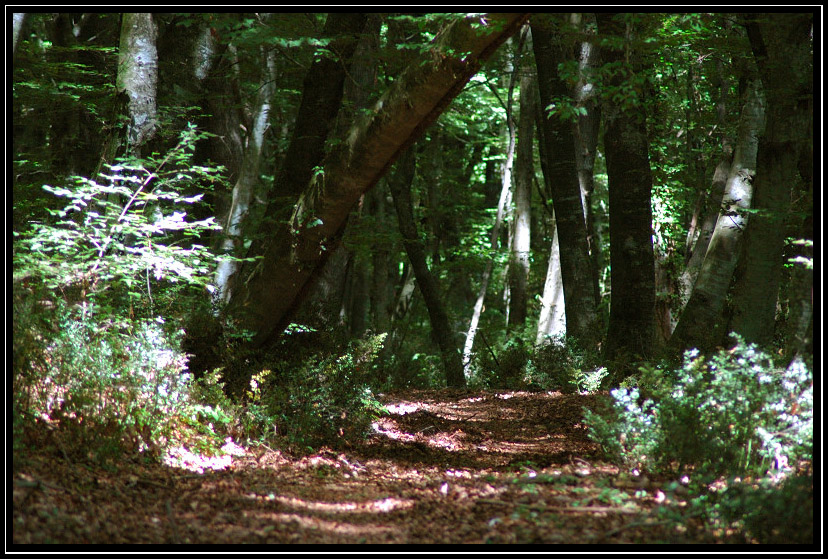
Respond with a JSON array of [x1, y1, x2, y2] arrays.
[[536, 212, 566, 345], [570, 13, 602, 305], [214, 37, 278, 305], [388, 149, 466, 388], [464, 37, 520, 372], [226, 13, 530, 348], [508, 65, 535, 330], [13, 13, 26, 54], [727, 13, 813, 345], [678, 53, 734, 311], [669, 78, 765, 353], [595, 13, 656, 365], [117, 13, 158, 154], [532, 14, 599, 348]]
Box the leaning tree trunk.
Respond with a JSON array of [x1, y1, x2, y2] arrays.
[[669, 78, 765, 354], [226, 13, 530, 348], [727, 13, 813, 346], [532, 14, 600, 349], [464, 40, 520, 374], [595, 13, 656, 367], [388, 149, 466, 388]]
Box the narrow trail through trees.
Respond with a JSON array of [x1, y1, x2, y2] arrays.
[[13, 390, 723, 544]]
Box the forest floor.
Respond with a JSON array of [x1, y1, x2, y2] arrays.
[[12, 388, 735, 546]]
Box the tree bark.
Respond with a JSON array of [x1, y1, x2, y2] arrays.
[[570, 13, 602, 305], [117, 13, 158, 154], [508, 61, 536, 329], [13, 13, 27, 55], [226, 13, 530, 348], [595, 13, 656, 365], [464, 35, 521, 372], [532, 14, 599, 348], [536, 211, 567, 344], [669, 78, 765, 353], [727, 13, 813, 345], [214, 30, 278, 305], [388, 149, 466, 388]]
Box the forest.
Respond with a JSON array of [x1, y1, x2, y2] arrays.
[[11, 12, 814, 545]]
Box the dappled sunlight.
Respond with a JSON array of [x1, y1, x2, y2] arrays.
[[244, 493, 414, 515], [243, 510, 401, 538]]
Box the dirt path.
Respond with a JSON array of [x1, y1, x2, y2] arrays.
[[12, 389, 720, 545]]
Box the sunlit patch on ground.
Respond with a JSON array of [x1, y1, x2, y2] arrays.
[[162, 437, 246, 473]]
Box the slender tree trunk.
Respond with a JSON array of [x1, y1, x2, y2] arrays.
[[669, 78, 765, 353], [532, 14, 599, 348], [595, 13, 656, 366], [463, 32, 521, 370], [727, 13, 813, 345], [215, 37, 277, 305], [536, 212, 566, 344], [570, 13, 602, 305], [508, 67, 535, 329], [226, 13, 530, 349], [388, 149, 466, 388]]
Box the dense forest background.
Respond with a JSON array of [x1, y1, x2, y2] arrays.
[[11, 12, 815, 544]]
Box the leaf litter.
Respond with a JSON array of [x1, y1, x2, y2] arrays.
[[12, 389, 724, 544]]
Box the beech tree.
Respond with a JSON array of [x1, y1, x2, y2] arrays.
[[532, 14, 600, 348], [669, 78, 765, 353], [727, 13, 813, 345], [595, 13, 656, 364]]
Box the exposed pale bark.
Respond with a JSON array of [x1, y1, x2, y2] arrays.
[[388, 149, 466, 388], [532, 14, 599, 347], [464, 34, 521, 372], [570, 13, 602, 303], [669, 79, 765, 353], [13, 13, 26, 54], [536, 212, 566, 344], [678, 54, 734, 311], [214, 34, 278, 305], [595, 13, 656, 364], [508, 63, 535, 329], [227, 13, 530, 348], [117, 13, 158, 153], [727, 13, 813, 346]]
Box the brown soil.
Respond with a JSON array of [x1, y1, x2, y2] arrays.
[[12, 389, 725, 545]]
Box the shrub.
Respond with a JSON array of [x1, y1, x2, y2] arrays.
[[244, 333, 389, 451], [12, 124, 234, 464], [584, 335, 813, 478], [13, 299, 233, 463], [474, 336, 531, 389], [528, 337, 604, 393], [715, 474, 814, 544]]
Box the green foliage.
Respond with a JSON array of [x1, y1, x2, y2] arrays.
[[584, 336, 813, 478], [714, 474, 813, 544], [12, 298, 233, 464], [469, 332, 607, 393], [527, 337, 606, 393], [242, 334, 389, 451], [14, 124, 223, 316]]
